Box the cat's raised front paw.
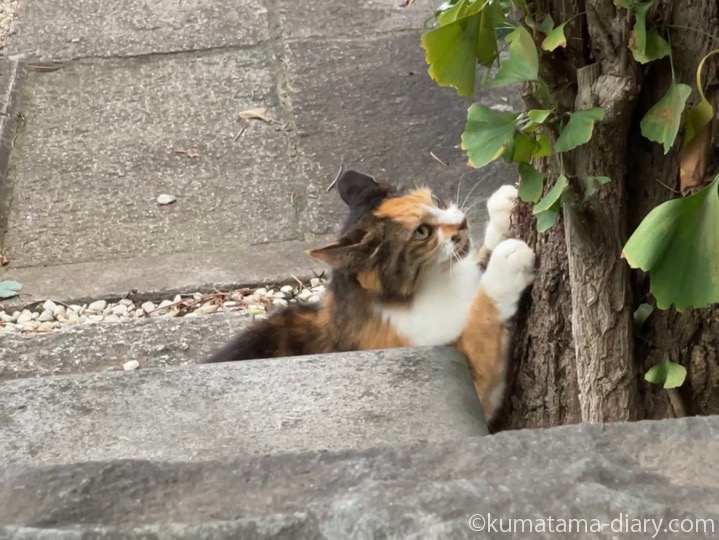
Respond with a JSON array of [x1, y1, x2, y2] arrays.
[[481, 238, 535, 320], [484, 185, 518, 250]]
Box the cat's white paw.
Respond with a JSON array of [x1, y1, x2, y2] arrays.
[[481, 238, 535, 321], [484, 185, 518, 250]]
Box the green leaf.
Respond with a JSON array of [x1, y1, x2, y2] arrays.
[[614, 0, 634, 8], [536, 209, 559, 232], [534, 173, 569, 214], [542, 22, 568, 51], [435, 0, 468, 25], [461, 104, 519, 168], [555, 107, 605, 153], [632, 30, 671, 64], [511, 132, 537, 163], [644, 355, 687, 389], [623, 175, 719, 311], [633, 302, 654, 331], [534, 133, 553, 157], [640, 82, 692, 154], [422, 0, 499, 97], [0, 280, 22, 299], [629, 1, 652, 56], [582, 175, 611, 201], [537, 14, 554, 34], [527, 109, 551, 124], [485, 26, 539, 88], [518, 163, 545, 203]]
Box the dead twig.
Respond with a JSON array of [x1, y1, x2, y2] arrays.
[[430, 151, 449, 167]]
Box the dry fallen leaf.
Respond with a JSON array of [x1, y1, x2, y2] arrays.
[[680, 127, 710, 194], [239, 107, 269, 121], [1, 251, 8, 266]]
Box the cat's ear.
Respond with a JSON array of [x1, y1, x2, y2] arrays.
[[337, 170, 382, 207], [307, 230, 370, 269]]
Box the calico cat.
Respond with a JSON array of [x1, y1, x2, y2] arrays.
[[204, 171, 535, 421]]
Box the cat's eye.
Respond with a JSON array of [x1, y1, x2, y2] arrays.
[[413, 224, 432, 240]]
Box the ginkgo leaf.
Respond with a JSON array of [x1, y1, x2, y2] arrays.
[[555, 107, 605, 153], [542, 22, 568, 51], [633, 303, 654, 331], [537, 14, 554, 34], [640, 82, 692, 154], [527, 109, 551, 124], [461, 104, 519, 168], [0, 280, 22, 299], [631, 30, 670, 64], [485, 26, 539, 88], [534, 133, 553, 157], [534, 173, 569, 214], [645, 355, 687, 389], [582, 175, 611, 201], [510, 132, 537, 163], [422, 0, 499, 97], [628, 1, 652, 56], [536, 209, 559, 232], [518, 162, 545, 203], [622, 175, 719, 311], [680, 49, 718, 192]]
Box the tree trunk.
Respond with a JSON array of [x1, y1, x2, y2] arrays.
[[495, 0, 719, 429]]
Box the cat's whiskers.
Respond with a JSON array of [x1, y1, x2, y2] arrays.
[[455, 172, 468, 207], [460, 177, 484, 211]]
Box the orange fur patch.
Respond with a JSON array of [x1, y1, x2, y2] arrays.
[[374, 188, 433, 228], [455, 288, 509, 422], [357, 269, 383, 294]]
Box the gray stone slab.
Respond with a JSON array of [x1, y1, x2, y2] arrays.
[[0, 238, 331, 309], [0, 312, 254, 381], [276, 0, 437, 40], [1, 417, 718, 538], [3, 50, 304, 269], [0, 347, 487, 466], [283, 32, 521, 236], [6, 0, 269, 61]]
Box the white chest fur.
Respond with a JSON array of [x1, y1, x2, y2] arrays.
[[377, 256, 481, 346]]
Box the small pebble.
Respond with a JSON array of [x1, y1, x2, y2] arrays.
[[68, 304, 82, 312], [87, 315, 104, 323], [112, 304, 129, 316], [173, 294, 182, 304], [157, 194, 176, 205], [20, 321, 38, 331], [0, 312, 15, 322], [37, 321, 56, 332], [273, 292, 286, 299], [307, 294, 321, 304], [30, 312, 39, 320], [17, 310, 33, 323], [53, 305, 66, 318], [296, 290, 312, 302], [37, 310, 54, 322], [273, 298, 288, 307], [43, 300, 58, 313], [123, 360, 140, 371], [157, 299, 174, 310], [255, 288, 268, 297], [280, 285, 294, 294], [119, 298, 134, 307], [102, 306, 113, 316], [196, 304, 218, 315], [88, 300, 107, 312], [223, 301, 237, 308], [310, 278, 322, 288], [141, 301, 156, 313], [105, 314, 121, 323]]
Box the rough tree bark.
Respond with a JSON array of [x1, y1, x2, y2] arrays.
[[495, 0, 719, 429]]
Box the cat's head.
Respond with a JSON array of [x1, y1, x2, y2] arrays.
[[308, 170, 471, 302]]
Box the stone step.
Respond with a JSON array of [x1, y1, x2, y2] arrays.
[[1, 417, 717, 539], [0, 346, 487, 467], [0, 312, 253, 381]]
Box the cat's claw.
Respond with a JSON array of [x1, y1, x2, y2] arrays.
[[481, 238, 535, 321], [484, 185, 518, 250]]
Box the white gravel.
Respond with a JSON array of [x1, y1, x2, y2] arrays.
[[0, 279, 328, 335]]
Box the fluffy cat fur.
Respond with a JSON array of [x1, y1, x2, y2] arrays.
[[204, 171, 535, 421]]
